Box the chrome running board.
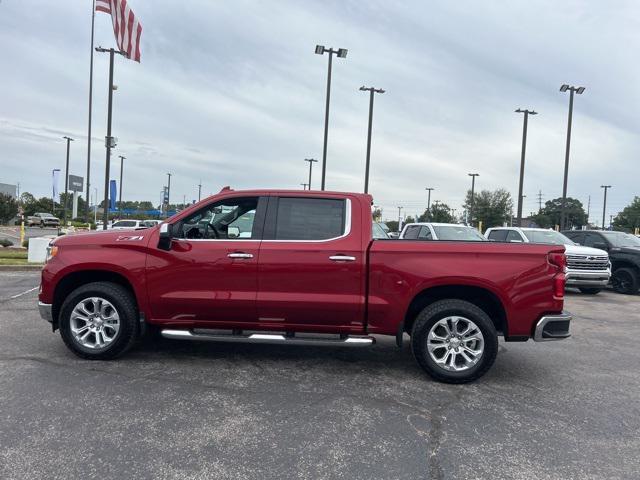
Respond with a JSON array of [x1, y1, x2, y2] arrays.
[[160, 329, 375, 347]]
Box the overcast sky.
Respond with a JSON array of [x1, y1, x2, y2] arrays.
[[1, 0, 638, 225]]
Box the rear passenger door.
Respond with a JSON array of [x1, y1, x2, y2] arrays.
[[256, 196, 365, 332]]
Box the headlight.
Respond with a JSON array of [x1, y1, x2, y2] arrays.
[[45, 244, 59, 263]]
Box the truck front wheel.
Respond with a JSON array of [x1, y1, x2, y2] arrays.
[[411, 299, 498, 384], [612, 268, 639, 295], [59, 282, 139, 360]]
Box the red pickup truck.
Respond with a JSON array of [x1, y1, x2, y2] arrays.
[[38, 188, 571, 383]]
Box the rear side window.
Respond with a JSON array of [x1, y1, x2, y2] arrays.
[[403, 225, 422, 239], [487, 230, 508, 242], [274, 198, 346, 240], [506, 231, 524, 242]]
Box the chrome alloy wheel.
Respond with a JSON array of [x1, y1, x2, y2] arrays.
[[426, 316, 484, 372], [70, 297, 120, 349]]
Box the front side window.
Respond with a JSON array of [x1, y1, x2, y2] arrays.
[[403, 225, 422, 239], [113, 220, 137, 228], [274, 198, 345, 240], [177, 197, 258, 240], [506, 230, 524, 242], [488, 230, 508, 242]]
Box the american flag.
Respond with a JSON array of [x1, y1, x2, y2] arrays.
[[95, 0, 143, 62]]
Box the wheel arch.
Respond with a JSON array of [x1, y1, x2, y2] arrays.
[[403, 285, 508, 338], [52, 270, 138, 329]]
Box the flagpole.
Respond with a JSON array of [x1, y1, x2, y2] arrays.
[[85, 0, 96, 222]]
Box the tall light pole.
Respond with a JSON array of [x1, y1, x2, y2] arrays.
[[96, 46, 126, 230], [118, 155, 125, 209], [468, 173, 479, 226], [515, 109, 537, 227], [315, 45, 348, 191], [397, 206, 403, 231], [359, 86, 385, 194], [559, 84, 585, 230], [304, 158, 318, 190], [198, 180, 202, 202], [62, 136, 74, 225], [601, 185, 611, 231], [425, 187, 434, 220]]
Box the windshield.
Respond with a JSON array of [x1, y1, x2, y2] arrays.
[[601, 231, 640, 248], [432, 225, 486, 241], [372, 222, 390, 239], [524, 230, 575, 245]]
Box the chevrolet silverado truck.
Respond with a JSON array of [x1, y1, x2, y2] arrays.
[[485, 227, 611, 294], [38, 189, 571, 383]]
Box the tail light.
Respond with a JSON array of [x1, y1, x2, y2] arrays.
[[548, 251, 566, 298]]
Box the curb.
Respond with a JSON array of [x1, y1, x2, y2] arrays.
[[0, 265, 44, 272]]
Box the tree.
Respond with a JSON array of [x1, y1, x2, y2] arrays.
[[372, 208, 382, 221], [385, 220, 399, 232], [20, 192, 60, 217], [0, 193, 18, 224], [463, 189, 513, 229], [417, 203, 455, 223], [531, 197, 587, 229], [612, 196, 640, 232]]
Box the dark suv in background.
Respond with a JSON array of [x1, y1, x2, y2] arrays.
[[562, 230, 640, 295]]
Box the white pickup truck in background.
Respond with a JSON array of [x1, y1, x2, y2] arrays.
[[484, 227, 611, 294]]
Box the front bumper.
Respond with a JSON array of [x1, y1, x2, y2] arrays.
[[534, 312, 572, 341], [38, 302, 53, 323], [565, 270, 610, 287]]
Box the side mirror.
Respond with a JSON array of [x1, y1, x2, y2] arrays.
[[593, 242, 608, 250], [158, 223, 173, 251]]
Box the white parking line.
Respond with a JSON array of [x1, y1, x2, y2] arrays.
[[10, 286, 39, 299]]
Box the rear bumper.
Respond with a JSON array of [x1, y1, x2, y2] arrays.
[[534, 312, 572, 341], [38, 301, 53, 323], [565, 270, 610, 287]]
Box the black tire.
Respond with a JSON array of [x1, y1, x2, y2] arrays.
[[39, 222, 44, 229], [612, 268, 639, 295], [59, 282, 139, 360], [411, 299, 498, 384], [579, 288, 602, 295]]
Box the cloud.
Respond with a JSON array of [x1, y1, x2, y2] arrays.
[[0, 0, 637, 224]]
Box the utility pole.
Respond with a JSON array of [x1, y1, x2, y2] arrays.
[[515, 109, 537, 227], [62, 136, 74, 225], [315, 45, 348, 190], [586, 195, 591, 224], [425, 187, 434, 220], [468, 173, 479, 226], [96, 46, 125, 230], [601, 185, 611, 231], [559, 84, 586, 230], [397, 206, 403, 231], [359, 86, 385, 193], [304, 158, 318, 190], [537, 190, 543, 212], [118, 155, 125, 209], [198, 181, 202, 202], [166, 173, 172, 213]]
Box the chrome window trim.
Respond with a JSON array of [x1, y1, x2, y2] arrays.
[[172, 198, 352, 244]]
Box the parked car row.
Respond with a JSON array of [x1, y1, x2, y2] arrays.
[[392, 222, 639, 296]]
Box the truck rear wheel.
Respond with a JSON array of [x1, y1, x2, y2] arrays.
[[411, 299, 498, 384], [59, 282, 139, 360]]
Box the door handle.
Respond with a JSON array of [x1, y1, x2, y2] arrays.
[[228, 252, 254, 259], [329, 255, 356, 262]]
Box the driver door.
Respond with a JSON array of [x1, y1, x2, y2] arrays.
[[146, 195, 267, 326]]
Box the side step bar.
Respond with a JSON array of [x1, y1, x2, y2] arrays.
[[161, 329, 375, 347]]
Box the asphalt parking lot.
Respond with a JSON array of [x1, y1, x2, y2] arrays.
[[0, 226, 60, 246], [1, 271, 638, 480]]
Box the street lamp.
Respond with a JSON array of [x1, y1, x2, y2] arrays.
[[359, 86, 385, 194], [315, 44, 348, 191], [559, 84, 586, 230], [304, 158, 318, 190], [468, 173, 479, 225], [515, 109, 537, 227], [601, 185, 611, 230], [62, 136, 74, 225], [425, 187, 434, 220]]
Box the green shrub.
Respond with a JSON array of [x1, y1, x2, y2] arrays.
[[22, 239, 29, 248], [0, 238, 12, 248]]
